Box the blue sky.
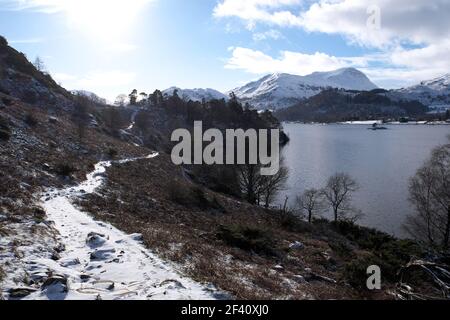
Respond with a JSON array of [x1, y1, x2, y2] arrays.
[[1, 0, 449, 101]]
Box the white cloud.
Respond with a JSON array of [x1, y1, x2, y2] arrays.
[[253, 29, 283, 41], [53, 70, 136, 99], [9, 38, 44, 44], [217, 0, 450, 88], [214, 0, 450, 48], [225, 46, 450, 89], [214, 0, 303, 29], [61, 71, 136, 88], [226, 47, 356, 75]]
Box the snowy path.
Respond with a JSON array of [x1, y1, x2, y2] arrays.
[[3, 153, 223, 300]]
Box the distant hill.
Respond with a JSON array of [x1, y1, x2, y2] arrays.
[[231, 68, 378, 111], [274, 88, 427, 123], [162, 87, 228, 102], [388, 74, 450, 106]]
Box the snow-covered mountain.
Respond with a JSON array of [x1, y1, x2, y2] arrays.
[[163, 87, 228, 102], [389, 74, 450, 106], [231, 68, 378, 110]]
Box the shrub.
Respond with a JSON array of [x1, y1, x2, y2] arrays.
[[0, 128, 10, 141], [168, 180, 194, 206], [167, 180, 223, 210], [25, 112, 38, 127], [1, 97, 13, 106], [331, 220, 394, 251], [0, 35, 7, 46], [0, 265, 5, 282], [107, 148, 118, 159], [22, 90, 38, 104], [217, 224, 280, 257], [55, 163, 77, 177], [278, 211, 313, 234], [0, 116, 11, 141], [344, 254, 384, 289]]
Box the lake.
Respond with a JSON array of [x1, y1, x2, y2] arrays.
[[278, 123, 450, 238]]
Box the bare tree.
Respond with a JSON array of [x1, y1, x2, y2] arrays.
[[72, 96, 91, 142], [237, 162, 288, 207], [34, 56, 46, 72], [296, 188, 326, 223], [405, 140, 450, 249], [114, 94, 128, 107], [259, 165, 289, 208], [237, 164, 262, 205], [322, 173, 360, 222]]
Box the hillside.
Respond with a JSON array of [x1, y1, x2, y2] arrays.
[[0, 36, 446, 300], [275, 89, 428, 123], [231, 68, 378, 111], [389, 74, 450, 107]]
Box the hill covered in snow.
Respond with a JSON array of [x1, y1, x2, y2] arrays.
[[231, 68, 378, 110], [162, 87, 228, 102], [389, 74, 450, 107]]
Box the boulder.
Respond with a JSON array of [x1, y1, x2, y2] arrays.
[[8, 287, 38, 299], [289, 241, 304, 250], [86, 232, 107, 248]]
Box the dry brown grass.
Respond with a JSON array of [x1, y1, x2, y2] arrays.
[[75, 153, 386, 300]]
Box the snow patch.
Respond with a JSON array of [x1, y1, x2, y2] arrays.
[[1, 153, 226, 300]]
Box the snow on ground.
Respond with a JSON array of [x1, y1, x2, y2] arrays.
[[1, 153, 226, 300], [341, 120, 383, 125]]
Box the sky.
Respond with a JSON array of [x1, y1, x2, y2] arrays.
[[0, 0, 449, 101]]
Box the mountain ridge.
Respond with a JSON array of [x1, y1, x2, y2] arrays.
[[230, 68, 378, 110], [162, 86, 228, 102], [390, 73, 450, 106]]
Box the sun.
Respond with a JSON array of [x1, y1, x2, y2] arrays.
[[59, 0, 151, 40]]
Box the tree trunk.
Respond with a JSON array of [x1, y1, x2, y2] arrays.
[[308, 210, 312, 223]]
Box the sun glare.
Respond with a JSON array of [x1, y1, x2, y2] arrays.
[[59, 0, 151, 40]]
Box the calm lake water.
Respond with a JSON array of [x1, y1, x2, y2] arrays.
[[278, 123, 450, 238]]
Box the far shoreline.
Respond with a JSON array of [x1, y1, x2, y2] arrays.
[[282, 120, 450, 126]]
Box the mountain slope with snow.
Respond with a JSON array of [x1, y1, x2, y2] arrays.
[[163, 87, 228, 102], [389, 74, 450, 106], [231, 68, 378, 110]]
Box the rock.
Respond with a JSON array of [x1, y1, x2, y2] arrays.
[[29, 272, 48, 284], [273, 264, 284, 271], [289, 241, 304, 250], [90, 248, 116, 261], [159, 279, 186, 290], [42, 275, 68, 294], [94, 281, 115, 291], [54, 243, 66, 253], [51, 252, 61, 261], [9, 287, 38, 299], [32, 206, 46, 219], [129, 233, 144, 242], [80, 274, 90, 282], [304, 272, 337, 284], [48, 116, 58, 124], [292, 275, 307, 284], [86, 232, 107, 248], [60, 258, 80, 267]]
